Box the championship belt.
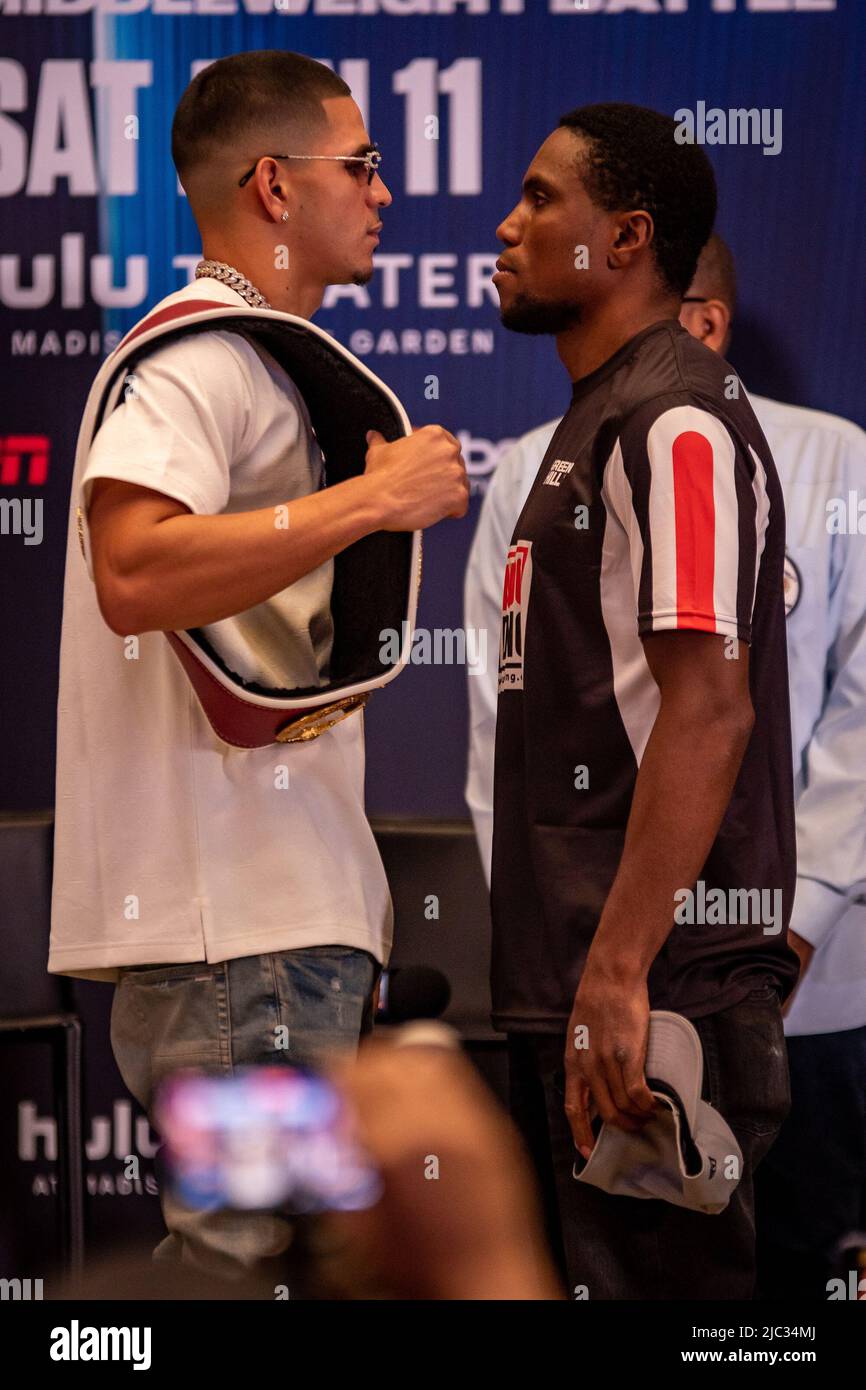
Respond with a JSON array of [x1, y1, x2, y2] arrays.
[[74, 299, 421, 748]]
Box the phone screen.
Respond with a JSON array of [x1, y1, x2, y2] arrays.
[[155, 1065, 381, 1215]]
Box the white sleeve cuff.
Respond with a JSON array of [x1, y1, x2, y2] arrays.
[[789, 876, 851, 948]]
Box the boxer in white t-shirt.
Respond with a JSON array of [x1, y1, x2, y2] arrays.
[[49, 49, 468, 1279]]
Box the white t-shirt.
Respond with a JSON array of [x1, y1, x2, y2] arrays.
[[48, 278, 393, 982]]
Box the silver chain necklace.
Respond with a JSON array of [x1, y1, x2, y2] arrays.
[[194, 259, 271, 309]]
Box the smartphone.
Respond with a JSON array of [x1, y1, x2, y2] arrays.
[[155, 1065, 382, 1215]]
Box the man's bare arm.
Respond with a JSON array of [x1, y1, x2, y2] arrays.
[[591, 629, 755, 977], [564, 630, 756, 1151], [88, 425, 467, 635]]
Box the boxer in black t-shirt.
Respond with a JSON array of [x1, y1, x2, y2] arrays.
[[490, 103, 797, 1299]]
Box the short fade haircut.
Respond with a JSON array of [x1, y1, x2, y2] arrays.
[[691, 233, 737, 315], [171, 50, 351, 186], [557, 102, 717, 298]]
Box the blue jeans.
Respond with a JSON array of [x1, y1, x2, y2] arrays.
[[110, 946, 379, 1280]]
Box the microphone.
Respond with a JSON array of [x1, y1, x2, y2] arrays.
[[376, 965, 451, 1024]]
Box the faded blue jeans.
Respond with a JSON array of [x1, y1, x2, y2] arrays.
[[110, 946, 379, 1280]]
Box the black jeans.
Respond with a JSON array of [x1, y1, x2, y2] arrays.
[[508, 984, 791, 1300]]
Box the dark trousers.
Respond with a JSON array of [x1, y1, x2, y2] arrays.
[[508, 984, 791, 1300], [756, 1024, 866, 1300]]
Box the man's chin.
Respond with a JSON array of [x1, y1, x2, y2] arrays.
[[499, 293, 582, 336], [351, 265, 375, 287]]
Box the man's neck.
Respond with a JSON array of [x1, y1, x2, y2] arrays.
[[200, 242, 323, 319], [555, 294, 681, 384]]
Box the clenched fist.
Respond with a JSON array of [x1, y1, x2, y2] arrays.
[[363, 425, 469, 530]]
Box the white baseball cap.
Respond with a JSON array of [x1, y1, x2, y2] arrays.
[[572, 1010, 743, 1215]]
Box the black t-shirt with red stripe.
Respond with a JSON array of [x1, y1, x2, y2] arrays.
[[490, 319, 799, 1033]]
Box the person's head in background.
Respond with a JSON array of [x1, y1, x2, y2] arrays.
[[494, 103, 717, 362], [171, 50, 392, 318], [678, 233, 737, 356]]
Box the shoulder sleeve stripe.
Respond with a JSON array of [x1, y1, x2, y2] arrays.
[[645, 405, 741, 635], [672, 429, 716, 632]]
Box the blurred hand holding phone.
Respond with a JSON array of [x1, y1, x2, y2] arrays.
[[155, 1066, 382, 1216], [155, 1032, 562, 1299]]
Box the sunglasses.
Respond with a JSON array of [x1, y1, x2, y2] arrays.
[[238, 145, 382, 189]]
